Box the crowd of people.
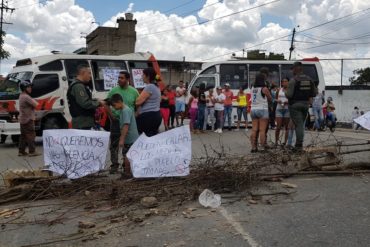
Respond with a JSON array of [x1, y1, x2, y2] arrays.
[[18, 62, 363, 177]]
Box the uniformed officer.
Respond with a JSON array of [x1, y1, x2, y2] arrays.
[[285, 62, 317, 151], [67, 64, 104, 129]]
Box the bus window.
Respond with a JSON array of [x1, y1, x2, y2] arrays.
[[249, 64, 279, 87], [191, 76, 215, 92], [64, 59, 90, 85], [30, 74, 60, 98], [91, 60, 127, 91], [220, 64, 247, 89], [200, 66, 216, 75], [128, 61, 152, 69], [39, 60, 63, 71], [0, 72, 33, 100], [282, 64, 319, 86]]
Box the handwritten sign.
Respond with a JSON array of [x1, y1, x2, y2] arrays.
[[132, 69, 145, 88], [43, 129, 110, 179], [354, 111, 370, 130], [103, 68, 120, 90], [127, 125, 192, 178]]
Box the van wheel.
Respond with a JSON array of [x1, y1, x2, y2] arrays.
[[44, 117, 62, 130], [11, 135, 20, 144]]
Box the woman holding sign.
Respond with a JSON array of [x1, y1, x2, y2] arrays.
[[136, 68, 162, 137]]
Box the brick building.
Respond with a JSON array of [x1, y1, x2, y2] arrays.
[[86, 13, 137, 55]]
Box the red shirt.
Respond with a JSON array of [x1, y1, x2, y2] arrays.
[[223, 90, 234, 106], [167, 91, 176, 105]]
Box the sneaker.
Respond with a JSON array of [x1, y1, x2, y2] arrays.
[[218, 129, 223, 134], [18, 151, 28, 156], [245, 128, 249, 132], [28, 152, 41, 157], [214, 129, 219, 133]]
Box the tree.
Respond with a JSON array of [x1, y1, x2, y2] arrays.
[[0, 31, 10, 60], [349, 67, 370, 85]]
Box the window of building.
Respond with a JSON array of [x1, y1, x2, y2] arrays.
[[64, 59, 90, 86], [220, 64, 248, 89], [39, 60, 63, 71], [91, 60, 127, 91], [30, 74, 60, 98], [249, 64, 279, 87]]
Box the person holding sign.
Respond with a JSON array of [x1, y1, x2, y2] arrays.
[[67, 64, 105, 129], [136, 68, 162, 137], [110, 94, 139, 177], [106, 71, 139, 173]]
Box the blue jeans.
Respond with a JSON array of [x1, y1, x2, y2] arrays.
[[312, 106, 323, 129], [223, 105, 232, 128], [197, 104, 206, 130], [326, 112, 336, 125]]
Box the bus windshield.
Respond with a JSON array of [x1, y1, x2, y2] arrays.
[[0, 72, 33, 100]]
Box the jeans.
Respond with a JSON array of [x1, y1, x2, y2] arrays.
[[197, 104, 206, 130], [237, 107, 247, 121], [204, 107, 216, 130], [312, 106, 323, 129], [289, 102, 309, 147], [223, 105, 232, 128], [215, 110, 224, 129], [326, 112, 336, 125]]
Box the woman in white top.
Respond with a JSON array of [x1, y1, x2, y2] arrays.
[[275, 78, 290, 146], [250, 74, 272, 152]]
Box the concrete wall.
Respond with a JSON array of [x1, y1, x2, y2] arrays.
[[325, 88, 370, 123]]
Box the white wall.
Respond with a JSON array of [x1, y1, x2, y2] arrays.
[[326, 89, 370, 123]]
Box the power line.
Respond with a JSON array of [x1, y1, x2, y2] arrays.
[[138, 0, 282, 38], [201, 6, 370, 61]]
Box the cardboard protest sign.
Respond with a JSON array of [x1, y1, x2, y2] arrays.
[[103, 68, 120, 90], [127, 125, 191, 178], [132, 69, 145, 88], [43, 130, 110, 179], [354, 111, 370, 130]]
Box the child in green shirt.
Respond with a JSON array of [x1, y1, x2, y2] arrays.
[[110, 94, 139, 177]]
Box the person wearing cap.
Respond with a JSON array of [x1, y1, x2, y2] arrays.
[[214, 86, 226, 133], [18, 80, 41, 157], [223, 83, 234, 130], [285, 61, 317, 151]]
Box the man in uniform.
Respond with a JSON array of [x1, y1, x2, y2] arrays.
[[106, 71, 139, 174], [67, 64, 104, 129], [286, 62, 317, 151]]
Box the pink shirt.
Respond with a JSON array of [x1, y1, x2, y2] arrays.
[[19, 93, 38, 124], [223, 90, 233, 106]]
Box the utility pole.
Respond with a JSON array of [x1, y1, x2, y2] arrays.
[[289, 27, 296, 60], [0, 0, 15, 72]]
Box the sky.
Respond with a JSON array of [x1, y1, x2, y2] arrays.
[[2, 0, 370, 85]]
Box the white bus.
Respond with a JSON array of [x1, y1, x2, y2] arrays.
[[0, 52, 164, 143], [187, 58, 325, 127]]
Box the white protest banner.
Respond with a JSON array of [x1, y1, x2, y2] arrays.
[[43, 129, 110, 179], [132, 68, 145, 88], [354, 111, 370, 130], [103, 68, 120, 90], [127, 125, 191, 178]]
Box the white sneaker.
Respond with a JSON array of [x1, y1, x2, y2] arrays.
[[245, 128, 249, 132], [218, 129, 223, 134], [214, 129, 219, 133]]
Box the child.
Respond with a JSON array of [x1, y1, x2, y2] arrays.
[[188, 90, 199, 133], [160, 87, 170, 131], [110, 94, 139, 177], [214, 86, 226, 134]]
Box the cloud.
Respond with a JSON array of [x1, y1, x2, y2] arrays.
[[1, 0, 370, 86]]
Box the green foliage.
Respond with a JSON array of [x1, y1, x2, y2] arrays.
[[0, 31, 10, 60], [349, 67, 370, 85]]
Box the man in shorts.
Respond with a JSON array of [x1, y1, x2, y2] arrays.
[[175, 80, 187, 126]]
